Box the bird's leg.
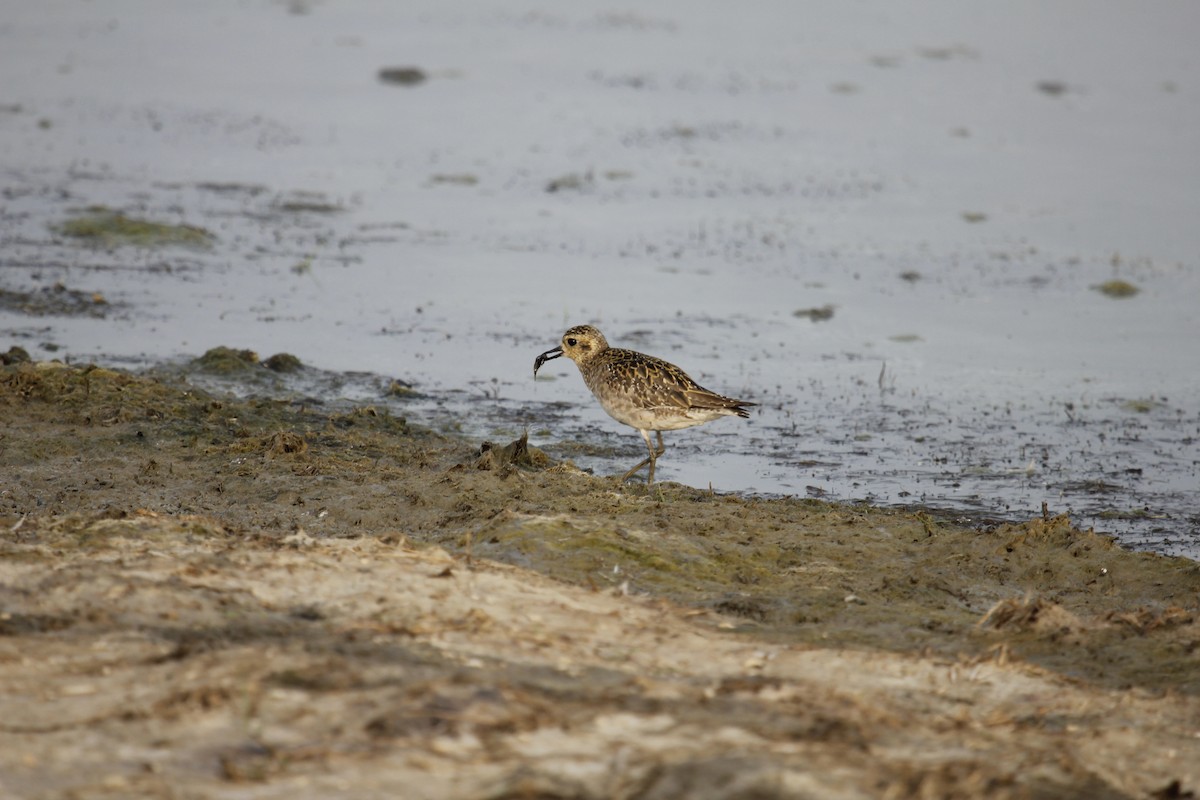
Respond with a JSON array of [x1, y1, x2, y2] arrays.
[[647, 431, 665, 483], [620, 457, 650, 483], [621, 429, 661, 484]]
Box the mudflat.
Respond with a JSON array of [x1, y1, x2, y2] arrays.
[[2, 361, 1198, 799]]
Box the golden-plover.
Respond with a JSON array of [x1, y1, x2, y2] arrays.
[[534, 325, 755, 484]]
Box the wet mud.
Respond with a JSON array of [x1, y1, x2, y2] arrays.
[[2, 361, 1198, 798]]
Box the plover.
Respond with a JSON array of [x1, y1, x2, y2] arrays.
[[534, 325, 755, 484]]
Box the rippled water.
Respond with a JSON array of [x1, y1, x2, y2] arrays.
[[2, 1, 1197, 556]]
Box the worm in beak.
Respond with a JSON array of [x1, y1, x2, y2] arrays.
[[533, 346, 563, 377]]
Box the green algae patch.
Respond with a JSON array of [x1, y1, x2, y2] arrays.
[[191, 347, 304, 377], [428, 476, 1200, 691], [273, 195, 344, 214], [1092, 279, 1140, 298], [1121, 398, 1165, 414], [55, 206, 215, 248], [263, 352, 304, 373], [469, 512, 690, 577], [428, 173, 479, 186], [192, 346, 262, 373]]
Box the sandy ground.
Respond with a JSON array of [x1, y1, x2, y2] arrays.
[[1, 358, 1198, 799]]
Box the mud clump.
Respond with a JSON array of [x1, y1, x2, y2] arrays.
[[0, 283, 113, 319], [1, 345, 31, 364], [192, 346, 262, 373], [378, 66, 428, 86], [191, 347, 305, 375], [263, 352, 303, 373], [792, 304, 835, 322], [263, 430, 309, 456], [473, 432, 554, 472]]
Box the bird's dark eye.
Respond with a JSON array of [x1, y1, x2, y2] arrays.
[[566, 338, 577, 346]]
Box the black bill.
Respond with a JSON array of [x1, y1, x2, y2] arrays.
[[533, 346, 563, 377]]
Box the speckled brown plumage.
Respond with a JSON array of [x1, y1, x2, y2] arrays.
[[534, 325, 755, 484]]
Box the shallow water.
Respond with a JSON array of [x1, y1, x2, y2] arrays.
[[2, 1, 1198, 556]]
